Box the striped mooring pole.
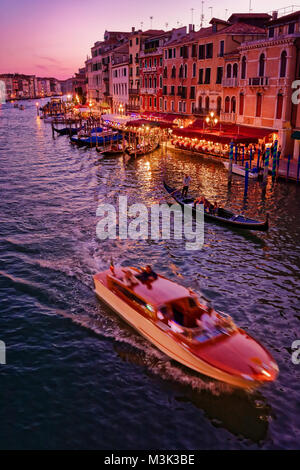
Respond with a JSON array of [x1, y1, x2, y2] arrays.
[[256, 149, 261, 172], [244, 162, 249, 198], [272, 140, 278, 180], [249, 147, 252, 169], [297, 154, 300, 183], [228, 142, 234, 183], [263, 148, 270, 184], [242, 146, 245, 166]]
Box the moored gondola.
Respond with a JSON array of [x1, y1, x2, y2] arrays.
[[126, 142, 159, 159], [53, 127, 78, 136], [163, 181, 268, 231]]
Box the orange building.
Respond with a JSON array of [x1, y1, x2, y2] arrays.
[[238, 10, 300, 159], [162, 15, 268, 117]]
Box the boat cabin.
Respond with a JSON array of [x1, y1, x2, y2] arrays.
[[106, 267, 207, 332]]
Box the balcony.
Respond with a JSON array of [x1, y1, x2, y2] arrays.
[[142, 66, 157, 73], [139, 47, 162, 58], [140, 87, 157, 95], [222, 77, 238, 87], [129, 88, 139, 95], [249, 77, 269, 87], [220, 112, 236, 123]]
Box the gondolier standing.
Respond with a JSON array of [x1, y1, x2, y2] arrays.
[[182, 174, 191, 198]]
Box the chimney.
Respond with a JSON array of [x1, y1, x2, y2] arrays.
[[132, 26, 135, 32], [188, 24, 194, 33], [272, 11, 278, 20]]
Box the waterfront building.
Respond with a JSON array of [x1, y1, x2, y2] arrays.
[[140, 27, 187, 113], [36, 77, 51, 97], [162, 15, 268, 117], [238, 10, 300, 159], [86, 30, 131, 111], [0, 73, 37, 100], [112, 44, 129, 114]]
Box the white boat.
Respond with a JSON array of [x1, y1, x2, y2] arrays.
[[223, 162, 258, 179], [93, 265, 278, 389]]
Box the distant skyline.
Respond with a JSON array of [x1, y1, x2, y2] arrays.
[[0, 0, 293, 79]]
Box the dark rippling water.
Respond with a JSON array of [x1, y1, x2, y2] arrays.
[[0, 99, 300, 450]]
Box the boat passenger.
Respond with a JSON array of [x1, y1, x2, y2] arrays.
[[200, 306, 219, 334], [194, 196, 205, 208], [123, 270, 138, 287], [136, 265, 158, 283]]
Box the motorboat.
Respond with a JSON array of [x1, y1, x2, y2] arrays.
[[223, 162, 259, 179], [93, 265, 278, 389]]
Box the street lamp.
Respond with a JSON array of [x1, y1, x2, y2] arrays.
[[205, 110, 218, 128]]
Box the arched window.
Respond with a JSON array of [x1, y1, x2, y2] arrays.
[[241, 56, 246, 79], [256, 93, 262, 117], [217, 96, 222, 114], [172, 65, 176, 78], [226, 64, 232, 78], [184, 64, 188, 78], [280, 51, 287, 78], [179, 65, 183, 78], [192, 63, 196, 78], [149, 77, 152, 88], [205, 96, 210, 110], [259, 54, 265, 77], [276, 93, 283, 119], [239, 93, 244, 115], [225, 96, 230, 113], [231, 96, 236, 113], [233, 63, 238, 78], [198, 96, 202, 110]]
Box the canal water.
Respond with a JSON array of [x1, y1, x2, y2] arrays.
[[0, 100, 299, 450]]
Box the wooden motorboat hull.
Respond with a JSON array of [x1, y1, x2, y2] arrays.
[[163, 181, 268, 231]]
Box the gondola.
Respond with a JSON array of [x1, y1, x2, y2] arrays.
[[53, 127, 78, 136], [163, 181, 268, 231], [96, 145, 124, 156], [126, 142, 159, 159]]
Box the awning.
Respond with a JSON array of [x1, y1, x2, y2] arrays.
[[291, 130, 300, 139], [126, 119, 160, 128]]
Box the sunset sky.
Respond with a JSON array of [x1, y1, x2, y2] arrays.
[[0, 0, 287, 79]]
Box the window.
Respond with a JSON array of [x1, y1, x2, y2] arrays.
[[233, 63, 238, 78], [190, 87, 195, 99], [191, 102, 195, 113], [160, 57, 163, 66], [231, 96, 236, 113], [192, 44, 197, 57], [171, 101, 175, 112], [198, 68, 204, 84], [226, 64, 232, 78], [168, 48, 172, 59], [276, 93, 283, 119], [184, 64, 188, 78], [159, 75, 162, 88], [256, 93, 262, 117], [163, 67, 168, 78], [198, 44, 205, 59], [239, 93, 244, 115], [179, 101, 182, 112], [130, 40, 132, 47], [160, 98, 163, 110], [216, 67, 223, 84], [205, 96, 210, 110], [163, 86, 167, 95], [259, 54, 265, 77], [241, 56, 246, 79], [112, 281, 147, 308], [269, 27, 274, 38], [280, 51, 287, 78], [206, 43, 213, 59], [136, 37, 139, 45], [183, 102, 186, 113], [288, 23, 295, 34], [219, 40, 224, 57], [225, 96, 230, 113], [170, 85, 175, 95], [192, 63, 196, 78], [179, 65, 183, 78], [204, 68, 211, 84], [149, 97, 152, 107]]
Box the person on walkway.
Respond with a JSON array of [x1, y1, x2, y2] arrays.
[[182, 174, 191, 198]]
